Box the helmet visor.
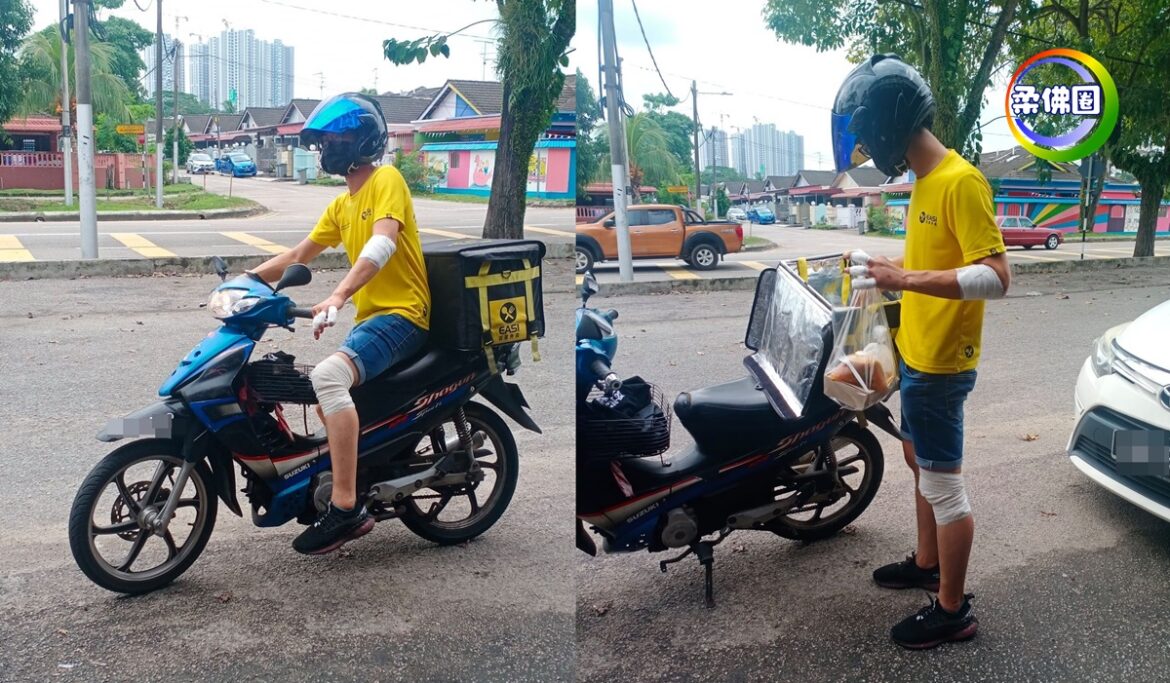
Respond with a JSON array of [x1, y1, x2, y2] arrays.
[[832, 112, 870, 173], [302, 97, 365, 138]]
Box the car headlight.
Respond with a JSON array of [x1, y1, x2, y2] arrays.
[[1090, 324, 1128, 377], [208, 289, 260, 319]]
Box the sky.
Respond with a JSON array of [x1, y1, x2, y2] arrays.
[[26, 0, 505, 99], [572, 1, 1020, 172]]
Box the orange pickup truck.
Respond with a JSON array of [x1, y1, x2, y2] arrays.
[[575, 204, 744, 273]]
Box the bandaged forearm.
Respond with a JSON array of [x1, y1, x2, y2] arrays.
[[358, 234, 396, 269], [955, 264, 1005, 300]]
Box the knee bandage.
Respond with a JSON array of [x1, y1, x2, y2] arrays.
[[310, 354, 356, 417], [917, 470, 971, 525]]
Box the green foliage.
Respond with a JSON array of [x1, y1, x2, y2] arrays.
[[866, 204, 895, 232], [164, 126, 193, 165], [575, 70, 604, 200], [716, 187, 730, 214], [358, 87, 378, 96], [100, 16, 153, 99], [764, 0, 1021, 159], [383, 34, 451, 65], [164, 92, 214, 115], [701, 165, 745, 184], [221, 99, 236, 114], [0, 0, 32, 128], [642, 92, 679, 112], [639, 91, 693, 170], [393, 151, 432, 193], [19, 26, 131, 119]]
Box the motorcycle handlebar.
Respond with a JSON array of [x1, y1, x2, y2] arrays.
[[590, 358, 622, 392], [603, 309, 619, 321], [289, 306, 314, 319]]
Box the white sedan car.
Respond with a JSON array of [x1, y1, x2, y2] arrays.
[[1069, 300, 1170, 521]]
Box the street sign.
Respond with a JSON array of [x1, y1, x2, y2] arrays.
[[667, 185, 689, 193], [116, 124, 145, 135]]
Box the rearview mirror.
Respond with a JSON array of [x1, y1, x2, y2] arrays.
[[275, 263, 312, 291], [603, 218, 615, 228], [211, 256, 228, 281], [581, 271, 600, 305]]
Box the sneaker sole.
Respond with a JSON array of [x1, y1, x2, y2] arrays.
[[874, 578, 941, 591], [894, 621, 978, 650], [305, 517, 376, 556]]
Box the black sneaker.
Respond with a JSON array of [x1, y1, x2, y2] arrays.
[[873, 552, 940, 591], [891, 594, 978, 649], [292, 503, 375, 555]]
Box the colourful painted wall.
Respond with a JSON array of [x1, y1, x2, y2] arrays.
[[888, 196, 1170, 234], [421, 140, 574, 199]]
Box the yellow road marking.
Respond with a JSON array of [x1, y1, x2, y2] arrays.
[[525, 225, 574, 237], [0, 235, 34, 262], [110, 233, 176, 258], [576, 275, 584, 286], [420, 227, 473, 240], [221, 231, 287, 254], [661, 265, 700, 280], [740, 260, 770, 271]]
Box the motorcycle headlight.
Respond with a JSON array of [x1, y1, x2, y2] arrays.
[[1090, 324, 1127, 377], [208, 289, 260, 319]]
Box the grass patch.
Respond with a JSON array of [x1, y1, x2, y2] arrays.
[[0, 184, 198, 198], [743, 236, 776, 249], [310, 176, 346, 187], [0, 188, 258, 213], [414, 192, 574, 208]]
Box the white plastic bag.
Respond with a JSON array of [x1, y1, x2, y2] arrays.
[[823, 286, 898, 410]]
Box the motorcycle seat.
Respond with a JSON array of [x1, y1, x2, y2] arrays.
[[674, 376, 839, 461]]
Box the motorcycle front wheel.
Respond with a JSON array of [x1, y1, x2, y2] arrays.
[[766, 422, 884, 541], [68, 439, 218, 595], [400, 402, 519, 545]]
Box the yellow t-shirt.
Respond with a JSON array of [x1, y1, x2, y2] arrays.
[[897, 150, 1005, 374], [308, 165, 430, 329]]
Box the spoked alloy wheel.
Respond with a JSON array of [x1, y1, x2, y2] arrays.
[[400, 402, 519, 545], [68, 439, 217, 595], [766, 422, 883, 541]]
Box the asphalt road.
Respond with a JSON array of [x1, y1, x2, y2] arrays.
[[576, 266, 1170, 682], [0, 263, 575, 682], [584, 222, 1170, 284], [0, 173, 574, 262]]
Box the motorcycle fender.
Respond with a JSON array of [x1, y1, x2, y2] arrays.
[[479, 375, 541, 434], [97, 400, 189, 443], [577, 518, 598, 556], [201, 435, 243, 518], [863, 402, 902, 441]]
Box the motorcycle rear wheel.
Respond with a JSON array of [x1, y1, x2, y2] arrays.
[[766, 422, 884, 541], [68, 439, 217, 595], [400, 402, 519, 545]]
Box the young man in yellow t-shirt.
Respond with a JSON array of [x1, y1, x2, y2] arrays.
[[832, 55, 1011, 649], [249, 93, 430, 555]]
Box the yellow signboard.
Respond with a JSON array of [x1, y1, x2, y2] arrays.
[[115, 124, 145, 135], [667, 185, 690, 193]]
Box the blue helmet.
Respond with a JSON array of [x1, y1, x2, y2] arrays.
[[300, 93, 387, 175]]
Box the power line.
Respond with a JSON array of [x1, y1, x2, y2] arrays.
[[629, 0, 673, 99], [253, 0, 496, 40]]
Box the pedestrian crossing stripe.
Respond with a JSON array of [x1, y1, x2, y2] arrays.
[[661, 265, 700, 280], [420, 227, 474, 240], [740, 261, 770, 271], [109, 233, 176, 258], [0, 235, 34, 262], [221, 231, 287, 254], [524, 226, 574, 237]]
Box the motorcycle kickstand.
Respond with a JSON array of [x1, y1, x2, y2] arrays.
[[659, 537, 723, 609]]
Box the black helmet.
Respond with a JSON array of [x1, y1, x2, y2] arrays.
[[300, 93, 388, 175], [831, 54, 935, 177]]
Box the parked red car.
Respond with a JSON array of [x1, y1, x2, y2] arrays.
[[996, 215, 1064, 250]]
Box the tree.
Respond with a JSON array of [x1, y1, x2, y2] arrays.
[[18, 26, 131, 119], [641, 92, 694, 171], [383, 0, 574, 239], [98, 16, 153, 100], [599, 113, 679, 201], [0, 0, 32, 132], [393, 150, 432, 193], [764, 0, 1021, 160], [163, 91, 214, 115], [701, 165, 745, 185], [164, 125, 193, 165], [96, 102, 151, 152], [575, 69, 604, 200], [221, 99, 236, 114], [358, 87, 378, 96]]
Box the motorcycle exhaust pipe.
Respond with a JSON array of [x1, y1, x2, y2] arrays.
[[443, 430, 485, 454]]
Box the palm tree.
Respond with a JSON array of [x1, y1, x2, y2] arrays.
[[18, 28, 131, 120], [599, 113, 679, 203]]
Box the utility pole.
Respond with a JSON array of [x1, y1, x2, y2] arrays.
[[58, 0, 73, 207], [153, 0, 164, 207], [171, 17, 186, 185], [693, 81, 701, 215], [314, 72, 325, 98], [72, 0, 97, 258], [599, 0, 634, 282]]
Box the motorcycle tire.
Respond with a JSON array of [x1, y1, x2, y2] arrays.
[[766, 422, 884, 542], [400, 402, 519, 546], [68, 439, 218, 595]]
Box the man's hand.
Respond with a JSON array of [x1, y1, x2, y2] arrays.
[[864, 255, 907, 291], [311, 294, 346, 340]]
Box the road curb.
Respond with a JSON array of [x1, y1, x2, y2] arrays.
[[0, 242, 574, 281], [0, 204, 266, 223], [595, 254, 1170, 297]]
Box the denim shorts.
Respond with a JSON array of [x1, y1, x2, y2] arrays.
[[899, 359, 977, 472], [339, 313, 427, 385]]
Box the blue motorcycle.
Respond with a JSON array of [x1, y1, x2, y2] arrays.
[[69, 257, 538, 594], [575, 267, 901, 607]]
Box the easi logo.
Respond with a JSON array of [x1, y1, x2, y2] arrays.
[[919, 211, 938, 226], [1006, 49, 1118, 163]]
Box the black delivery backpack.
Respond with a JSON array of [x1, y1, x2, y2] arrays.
[[423, 239, 546, 362]]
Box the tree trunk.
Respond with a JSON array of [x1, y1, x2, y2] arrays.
[[1134, 177, 1163, 258], [483, 79, 527, 240]]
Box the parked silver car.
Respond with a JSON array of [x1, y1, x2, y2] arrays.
[[186, 152, 215, 174]]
